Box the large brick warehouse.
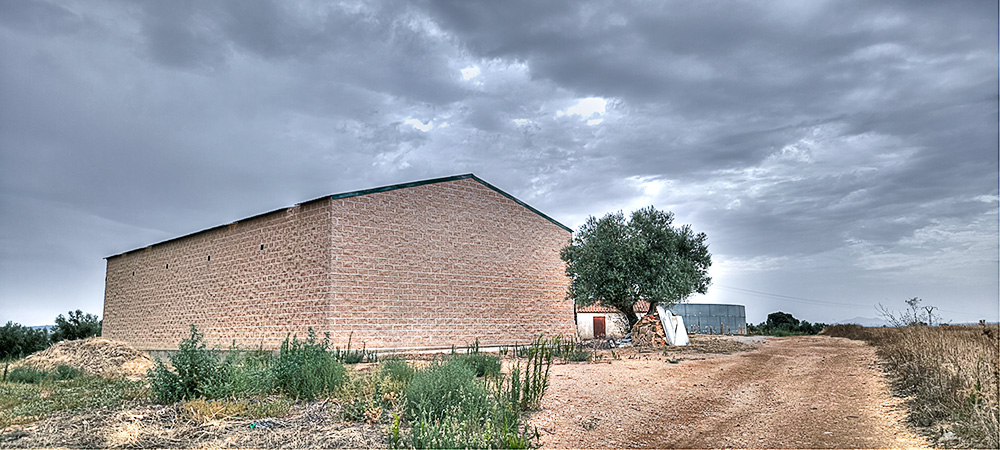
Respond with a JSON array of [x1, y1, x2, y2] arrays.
[[102, 174, 577, 352]]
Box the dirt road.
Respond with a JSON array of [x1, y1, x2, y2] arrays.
[[530, 336, 929, 448]]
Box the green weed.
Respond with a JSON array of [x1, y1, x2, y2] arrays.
[[456, 353, 502, 378], [333, 333, 378, 364], [148, 325, 222, 403], [273, 329, 345, 400], [6, 366, 48, 384], [0, 375, 148, 428], [379, 357, 415, 385]]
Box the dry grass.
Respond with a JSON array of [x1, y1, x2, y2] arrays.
[[2, 397, 384, 448], [824, 323, 1000, 448], [179, 397, 292, 423], [12, 337, 153, 380]]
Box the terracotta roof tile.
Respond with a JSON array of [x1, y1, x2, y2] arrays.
[[577, 300, 651, 314]]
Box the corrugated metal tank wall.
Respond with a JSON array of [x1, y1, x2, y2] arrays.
[[668, 303, 747, 335]]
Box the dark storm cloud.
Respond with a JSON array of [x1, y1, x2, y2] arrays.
[[1, 0, 996, 325], [138, 1, 467, 104]]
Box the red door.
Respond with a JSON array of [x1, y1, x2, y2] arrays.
[[593, 316, 606, 339]]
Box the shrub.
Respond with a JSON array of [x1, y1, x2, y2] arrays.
[[211, 346, 276, 398], [820, 324, 871, 340], [53, 365, 82, 381], [405, 359, 492, 423], [506, 335, 553, 411], [6, 367, 48, 384], [565, 349, 592, 362], [272, 330, 344, 400], [149, 360, 184, 404], [456, 353, 501, 378], [149, 326, 347, 403], [404, 359, 529, 448], [333, 333, 378, 364], [748, 312, 828, 336], [148, 325, 222, 403], [379, 357, 415, 385], [339, 368, 407, 424]]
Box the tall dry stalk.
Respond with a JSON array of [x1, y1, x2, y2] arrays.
[[825, 324, 999, 448]]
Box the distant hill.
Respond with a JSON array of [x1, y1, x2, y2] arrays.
[[835, 317, 889, 327], [28, 325, 54, 332]]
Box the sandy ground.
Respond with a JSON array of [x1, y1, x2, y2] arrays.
[[530, 335, 930, 449]]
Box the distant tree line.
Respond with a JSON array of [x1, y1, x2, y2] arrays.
[[747, 311, 828, 336], [0, 310, 102, 360]]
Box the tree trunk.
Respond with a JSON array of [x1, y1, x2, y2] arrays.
[[647, 301, 657, 316], [623, 308, 640, 331]]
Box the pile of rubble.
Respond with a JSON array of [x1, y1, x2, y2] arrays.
[[630, 314, 667, 348]]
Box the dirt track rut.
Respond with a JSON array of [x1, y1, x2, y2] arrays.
[[530, 336, 929, 448]]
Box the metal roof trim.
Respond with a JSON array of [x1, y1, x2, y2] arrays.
[[105, 173, 571, 259]]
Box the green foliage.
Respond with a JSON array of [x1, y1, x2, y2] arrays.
[[148, 325, 221, 403], [339, 367, 408, 424], [505, 336, 553, 412], [379, 357, 415, 385], [212, 346, 276, 398], [397, 338, 557, 449], [0, 374, 149, 428], [561, 206, 712, 328], [149, 359, 184, 404], [403, 358, 534, 449], [172, 325, 221, 399], [50, 310, 102, 343], [53, 365, 82, 380], [0, 321, 50, 360], [456, 353, 502, 378], [565, 348, 592, 362], [748, 311, 827, 336], [149, 325, 346, 403], [405, 359, 491, 423], [3, 365, 81, 384], [7, 366, 48, 384], [766, 311, 798, 328], [272, 330, 345, 400], [333, 333, 378, 364]]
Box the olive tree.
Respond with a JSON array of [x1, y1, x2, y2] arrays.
[[50, 310, 102, 343], [560, 206, 712, 329]]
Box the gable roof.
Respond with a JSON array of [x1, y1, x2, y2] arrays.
[[106, 173, 571, 259], [577, 301, 651, 314]]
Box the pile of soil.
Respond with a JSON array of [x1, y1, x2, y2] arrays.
[[15, 337, 153, 379]]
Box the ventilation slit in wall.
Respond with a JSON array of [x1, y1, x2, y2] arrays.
[[165, 263, 169, 269], [207, 255, 211, 261], [260, 244, 264, 250]]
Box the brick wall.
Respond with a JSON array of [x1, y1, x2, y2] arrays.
[[103, 177, 576, 351]]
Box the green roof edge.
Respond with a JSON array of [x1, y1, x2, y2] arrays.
[[106, 173, 571, 259]]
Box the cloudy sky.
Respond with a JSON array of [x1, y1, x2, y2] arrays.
[[1, 0, 997, 327]]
